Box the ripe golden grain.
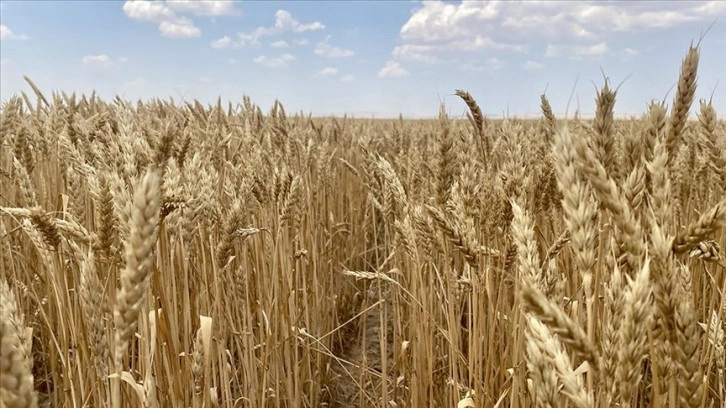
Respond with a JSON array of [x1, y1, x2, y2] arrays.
[[0, 43, 723, 408]]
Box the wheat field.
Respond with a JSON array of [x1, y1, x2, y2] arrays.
[[1, 43, 725, 408]]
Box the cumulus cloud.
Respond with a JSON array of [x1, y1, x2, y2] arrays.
[[500, 13, 596, 40], [123, 0, 177, 22], [253, 53, 296, 68], [271, 40, 289, 48], [318, 67, 338, 76], [82, 54, 127, 68], [123, 0, 223, 39], [211, 36, 234, 49], [314, 38, 354, 58], [217, 9, 324, 48], [402, 1, 718, 42], [340, 75, 355, 83], [696, 1, 726, 15], [0, 24, 28, 40], [159, 18, 200, 38], [546, 42, 608, 58], [393, 1, 724, 60], [572, 4, 699, 32], [523, 60, 544, 70], [273, 10, 324, 32], [391, 36, 524, 65], [378, 60, 409, 78], [451, 35, 527, 52], [400, 0, 500, 42], [165, 0, 239, 16], [235, 27, 270, 46]]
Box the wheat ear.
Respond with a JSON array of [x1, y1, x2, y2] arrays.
[[113, 169, 161, 370]]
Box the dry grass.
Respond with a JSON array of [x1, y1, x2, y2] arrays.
[[1, 44, 725, 407]]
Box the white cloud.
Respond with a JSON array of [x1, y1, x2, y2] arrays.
[[271, 40, 289, 48], [294, 39, 310, 46], [273, 10, 324, 32], [165, 0, 239, 16], [0, 24, 28, 40], [82, 54, 128, 68], [500, 14, 596, 40], [378, 60, 409, 78], [451, 35, 527, 52], [253, 53, 296, 68], [82, 54, 117, 68], [622, 47, 639, 57], [159, 18, 200, 38], [123, 0, 177, 22], [696, 1, 726, 15], [573, 4, 699, 32], [217, 9, 323, 48], [400, 0, 500, 42], [393, 1, 724, 63], [211, 36, 233, 49], [391, 37, 524, 65], [546, 42, 608, 58], [236, 27, 270, 46], [318, 67, 338, 76], [523, 60, 544, 70], [314, 38, 354, 58], [123, 0, 203, 39], [340, 75, 355, 83], [401, 1, 719, 43]]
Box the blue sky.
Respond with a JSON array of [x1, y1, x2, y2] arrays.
[[1, 0, 725, 118]]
